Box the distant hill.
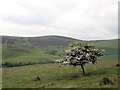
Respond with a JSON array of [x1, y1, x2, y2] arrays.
[[92, 39, 118, 49], [1, 35, 118, 65], [28, 35, 78, 47], [92, 39, 118, 60], [2, 35, 118, 48], [2, 35, 79, 53], [2, 35, 78, 47], [1, 35, 118, 52], [1, 35, 78, 59]]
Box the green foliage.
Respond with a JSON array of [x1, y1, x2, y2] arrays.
[[56, 41, 105, 74]]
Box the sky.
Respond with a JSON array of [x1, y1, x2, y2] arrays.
[[0, 0, 119, 40]]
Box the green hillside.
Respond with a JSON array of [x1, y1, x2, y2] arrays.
[[2, 35, 76, 58], [93, 39, 118, 60], [1, 36, 118, 67], [1, 35, 119, 88], [2, 36, 77, 66], [93, 39, 118, 48]]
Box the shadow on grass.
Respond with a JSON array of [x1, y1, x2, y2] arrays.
[[88, 66, 117, 77], [55, 73, 85, 81], [55, 65, 117, 82]]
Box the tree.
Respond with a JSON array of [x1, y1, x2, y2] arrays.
[[56, 41, 104, 75]]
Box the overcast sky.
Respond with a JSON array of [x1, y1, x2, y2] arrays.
[[0, 0, 118, 40]]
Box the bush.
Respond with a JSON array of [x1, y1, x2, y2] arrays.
[[100, 77, 114, 86]]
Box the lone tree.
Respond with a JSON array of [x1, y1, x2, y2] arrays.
[[56, 41, 104, 75]]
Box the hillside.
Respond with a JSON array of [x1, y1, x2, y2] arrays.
[[2, 35, 119, 88], [93, 39, 118, 60], [1, 35, 118, 67], [2, 35, 118, 48], [93, 39, 118, 49], [2, 35, 77, 47], [2, 35, 77, 57], [28, 35, 78, 47]]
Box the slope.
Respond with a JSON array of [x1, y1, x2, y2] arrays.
[[1, 35, 118, 67]]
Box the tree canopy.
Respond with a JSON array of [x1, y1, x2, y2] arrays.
[[56, 41, 104, 75]]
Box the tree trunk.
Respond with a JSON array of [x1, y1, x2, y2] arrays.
[[80, 64, 85, 75]]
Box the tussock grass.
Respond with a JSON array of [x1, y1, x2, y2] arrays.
[[2, 60, 118, 88]]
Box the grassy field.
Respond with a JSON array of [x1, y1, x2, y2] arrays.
[[0, 68, 2, 89], [2, 46, 65, 67], [2, 60, 119, 88], [1, 36, 119, 88]]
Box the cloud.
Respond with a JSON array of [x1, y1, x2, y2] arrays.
[[0, 0, 118, 40]]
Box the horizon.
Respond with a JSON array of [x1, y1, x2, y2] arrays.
[[0, 0, 118, 40], [1, 34, 118, 41]]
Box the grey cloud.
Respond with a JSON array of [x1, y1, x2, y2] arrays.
[[1, 6, 56, 25], [0, 0, 118, 40], [1, 13, 55, 26], [0, 0, 63, 25]]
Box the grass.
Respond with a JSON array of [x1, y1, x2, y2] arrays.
[[3, 53, 58, 63], [2, 60, 119, 88], [0, 68, 2, 89], [2, 41, 118, 66], [94, 39, 118, 49], [2, 46, 64, 65], [2, 37, 118, 65], [1, 37, 119, 88]]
